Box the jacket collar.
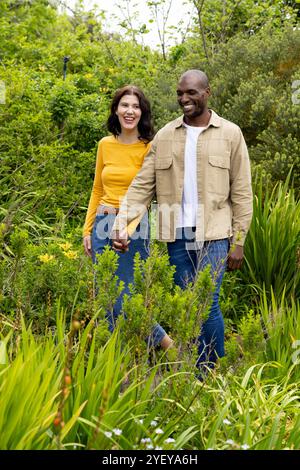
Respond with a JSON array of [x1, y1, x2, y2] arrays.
[[174, 109, 221, 129]]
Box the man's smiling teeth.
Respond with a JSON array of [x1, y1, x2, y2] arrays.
[[183, 105, 193, 110]]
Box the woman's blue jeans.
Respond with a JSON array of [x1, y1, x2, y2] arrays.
[[167, 228, 229, 368], [91, 212, 167, 347]]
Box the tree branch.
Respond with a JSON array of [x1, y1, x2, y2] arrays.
[[192, 0, 210, 63]]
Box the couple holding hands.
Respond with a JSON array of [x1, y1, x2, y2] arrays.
[[83, 69, 253, 369]]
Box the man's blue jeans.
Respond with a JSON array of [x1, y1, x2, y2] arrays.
[[167, 228, 229, 368], [91, 212, 167, 347]]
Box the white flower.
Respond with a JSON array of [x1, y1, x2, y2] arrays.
[[150, 420, 158, 426], [241, 444, 250, 450], [104, 431, 112, 438], [223, 418, 232, 425], [113, 428, 122, 436], [207, 448, 214, 450], [226, 439, 235, 445], [138, 419, 144, 424], [155, 428, 164, 434], [146, 444, 154, 449], [141, 438, 152, 443], [155, 446, 162, 450], [165, 438, 175, 443]]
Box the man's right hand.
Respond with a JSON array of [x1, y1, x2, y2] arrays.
[[112, 230, 129, 252]]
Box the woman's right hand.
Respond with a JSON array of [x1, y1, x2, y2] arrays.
[[83, 235, 92, 257]]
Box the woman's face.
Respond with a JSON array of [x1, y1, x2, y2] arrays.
[[116, 94, 142, 133]]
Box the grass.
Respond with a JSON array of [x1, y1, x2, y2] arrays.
[[242, 173, 300, 302], [0, 310, 198, 450]]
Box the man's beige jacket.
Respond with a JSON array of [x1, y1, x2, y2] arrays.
[[113, 110, 253, 246]]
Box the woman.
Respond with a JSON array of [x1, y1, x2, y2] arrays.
[[83, 85, 173, 350]]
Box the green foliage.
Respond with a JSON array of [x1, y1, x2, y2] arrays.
[[260, 287, 300, 380], [0, 311, 198, 450], [197, 363, 300, 450], [49, 80, 77, 125], [1, 236, 93, 331], [241, 174, 300, 302], [238, 310, 266, 362], [221, 308, 265, 373], [191, 0, 296, 47], [2, 311, 300, 450], [1, 0, 300, 451], [0, 318, 62, 450], [1, 4, 300, 231], [93, 246, 124, 314], [118, 245, 214, 373], [220, 270, 250, 324], [123, 245, 176, 346]]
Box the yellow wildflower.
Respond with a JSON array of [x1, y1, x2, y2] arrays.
[[39, 254, 55, 263], [63, 250, 78, 260], [58, 242, 72, 251]]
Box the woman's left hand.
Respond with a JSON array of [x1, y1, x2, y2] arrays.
[[83, 235, 92, 257]]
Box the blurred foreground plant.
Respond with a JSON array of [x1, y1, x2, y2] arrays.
[[0, 308, 198, 450]]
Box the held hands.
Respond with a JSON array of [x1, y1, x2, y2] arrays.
[[83, 231, 130, 257], [112, 230, 130, 252], [227, 244, 244, 271]]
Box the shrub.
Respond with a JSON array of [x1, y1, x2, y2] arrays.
[[2, 236, 93, 331]]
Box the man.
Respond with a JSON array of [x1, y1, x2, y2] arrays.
[[112, 70, 253, 368]]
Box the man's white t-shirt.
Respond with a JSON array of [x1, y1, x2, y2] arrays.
[[176, 124, 206, 228]]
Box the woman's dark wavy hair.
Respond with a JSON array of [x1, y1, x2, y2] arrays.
[[107, 85, 154, 143]]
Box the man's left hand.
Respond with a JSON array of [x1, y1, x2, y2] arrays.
[[227, 244, 244, 271]]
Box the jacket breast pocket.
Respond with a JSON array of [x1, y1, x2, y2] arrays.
[[207, 154, 230, 196], [155, 156, 174, 195]]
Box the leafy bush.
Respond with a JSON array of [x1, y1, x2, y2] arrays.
[[1, 234, 92, 331]]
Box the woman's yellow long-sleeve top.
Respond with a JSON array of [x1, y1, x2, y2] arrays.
[[83, 136, 151, 237]]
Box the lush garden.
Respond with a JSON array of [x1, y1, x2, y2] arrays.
[[0, 0, 300, 450]]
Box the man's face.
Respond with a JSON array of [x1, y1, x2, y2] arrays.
[[176, 75, 210, 120]]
